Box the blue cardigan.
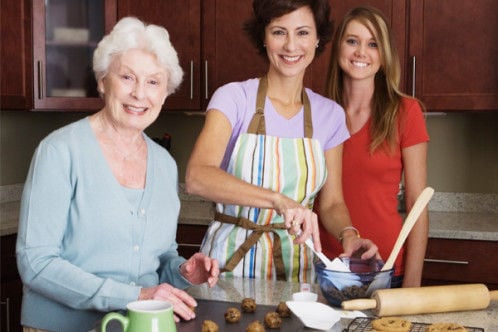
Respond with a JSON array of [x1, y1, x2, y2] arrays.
[[16, 117, 189, 331]]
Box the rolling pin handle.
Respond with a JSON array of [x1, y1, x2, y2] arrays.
[[490, 290, 498, 301], [342, 298, 377, 311]]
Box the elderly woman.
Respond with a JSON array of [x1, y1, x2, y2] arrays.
[[16, 17, 219, 332]]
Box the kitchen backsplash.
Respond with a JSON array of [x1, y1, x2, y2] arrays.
[[2, 183, 496, 213]]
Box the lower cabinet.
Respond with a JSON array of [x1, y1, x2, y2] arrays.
[[422, 238, 498, 290], [176, 224, 208, 259], [1, 234, 22, 332]]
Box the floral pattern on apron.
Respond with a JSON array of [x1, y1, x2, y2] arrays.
[[199, 77, 328, 282]]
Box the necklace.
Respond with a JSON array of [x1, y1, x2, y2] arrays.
[[93, 114, 146, 162]]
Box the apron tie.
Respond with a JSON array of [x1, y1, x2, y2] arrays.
[[215, 212, 288, 280]]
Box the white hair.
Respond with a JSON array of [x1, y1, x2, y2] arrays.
[[93, 17, 183, 95]]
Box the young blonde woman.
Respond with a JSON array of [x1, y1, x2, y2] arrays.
[[318, 6, 430, 287]]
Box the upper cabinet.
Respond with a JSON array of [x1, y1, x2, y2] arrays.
[[117, 0, 268, 111], [117, 0, 202, 110], [408, 0, 498, 111], [31, 0, 117, 111], [0, 0, 33, 110], [1, 1, 497, 112]]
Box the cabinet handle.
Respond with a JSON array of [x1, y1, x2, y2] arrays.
[[204, 60, 209, 100], [189, 60, 194, 100], [37, 61, 44, 99], [411, 56, 416, 97], [424, 258, 469, 265], [179, 243, 201, 247], [1, 297, 11, 332]]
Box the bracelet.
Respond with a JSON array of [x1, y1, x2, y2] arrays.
[[338, 226, 360, 243]]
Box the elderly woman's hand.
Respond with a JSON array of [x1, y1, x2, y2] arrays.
[[139, 283, 197, 322], [180, 252, 219, 288], [273, 193, 321, 252]]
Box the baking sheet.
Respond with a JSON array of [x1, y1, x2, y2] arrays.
[[345, 317, 485, 332], [178, 299, 304, 331]]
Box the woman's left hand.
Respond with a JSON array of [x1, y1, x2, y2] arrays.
[[340, 236, 380, 260], [180, 253, 219, 287]]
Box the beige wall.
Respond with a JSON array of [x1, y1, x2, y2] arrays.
[[1, 110, 497, 193]]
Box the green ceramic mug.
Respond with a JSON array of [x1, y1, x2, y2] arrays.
[[101, 300, 176, 332]]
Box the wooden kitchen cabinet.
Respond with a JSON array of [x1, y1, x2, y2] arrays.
[[117, 0, 201, 110], [1, 0, 117, 111], [118, 0, 267, 111], [422, 238, 498, 290], [0, 0, 32, 110], [31, 0, 117, 111], [176, 224, 208, 258], [408, 0, 498, 111], [1, 234, 22, 332]]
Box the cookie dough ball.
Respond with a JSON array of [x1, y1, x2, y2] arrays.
[[264, 311, 282, 329], [371, 317, 412, 332], [275, 301, 291, 318], [201, 319, 219, 332], [246, 320, 266, 332], [224, 307, 242, 323], [241, 297, 257, 312], [426, 323, 467, 332]]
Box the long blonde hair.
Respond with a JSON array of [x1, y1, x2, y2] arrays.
[[327, 6, 415, 153]]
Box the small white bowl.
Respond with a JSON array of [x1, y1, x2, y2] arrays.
[[292, 291, 318, 302]]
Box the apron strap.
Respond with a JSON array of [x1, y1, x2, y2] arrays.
[[215, 212, 288, 280], [246, 76, 313, 138]]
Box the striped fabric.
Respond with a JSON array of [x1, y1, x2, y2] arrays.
[[200, 132, 327, 282]]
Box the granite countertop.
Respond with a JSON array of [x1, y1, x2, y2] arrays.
[[187, 276, 498, 331], [1, 184, 497, 241]]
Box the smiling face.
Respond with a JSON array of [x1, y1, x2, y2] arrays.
[[264, 6, 318, 79], [98, 48, 169, 132], [338, 19, 381, 83]]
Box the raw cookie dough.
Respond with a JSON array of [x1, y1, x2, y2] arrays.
[[264, 311, 282, 329], [224, 307, 242, 323], [241, 297, 257, 312]]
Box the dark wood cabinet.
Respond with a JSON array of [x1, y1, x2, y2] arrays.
[[176, 224, 208, 258], [1, 234, 22, 332], [2, 1, 497, 112], [408, 0, 498, 111], [117, 0, 201, 110], [116, 0, 268, 111], [422, 238, 498, 290], [31, 0, 117, 111], [0, 0, 33, 110]]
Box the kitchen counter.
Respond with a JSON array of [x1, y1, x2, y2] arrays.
[[187, 276, 498, 331], [2, 184, 497, 240]]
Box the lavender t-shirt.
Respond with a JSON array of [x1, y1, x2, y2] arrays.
[[207, 78, 350, 169]]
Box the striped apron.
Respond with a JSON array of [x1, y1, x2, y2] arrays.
[[199, 77, 328, 282]]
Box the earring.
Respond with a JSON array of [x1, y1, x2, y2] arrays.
[[316, 42, 319, 48]]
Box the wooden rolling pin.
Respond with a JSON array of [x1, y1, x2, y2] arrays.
[[342, 284, 498, 316]]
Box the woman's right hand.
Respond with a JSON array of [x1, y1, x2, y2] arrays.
[[139, 283, 197, 322], [274, 193, 321, 252]]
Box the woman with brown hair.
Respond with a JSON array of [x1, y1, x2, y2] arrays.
[[318, 6, 430, 287]]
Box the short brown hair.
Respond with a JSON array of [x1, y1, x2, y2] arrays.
[[244, 0, 332, 57]]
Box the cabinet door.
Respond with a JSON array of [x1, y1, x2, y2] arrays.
[[117, 0, 201, 110], [1, 234, 23, 332], [0, 0, 33, 110], [32, 0, 117, 111], [202, 0, 268, 107], [409, 0, 498, 111]]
